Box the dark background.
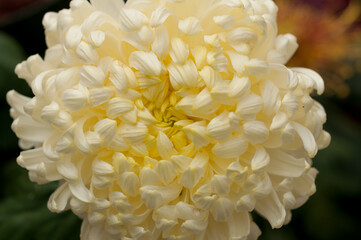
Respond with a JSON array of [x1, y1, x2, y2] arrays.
[[0, 0, 360, 239]]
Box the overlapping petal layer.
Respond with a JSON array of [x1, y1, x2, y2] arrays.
[[7, 0, 330, 239]]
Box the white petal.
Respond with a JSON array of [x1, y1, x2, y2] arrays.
[[228, 212, 250, 239], [118, 172, 140, 197], [245, 59, 269, 78], [89, 87, 113, 106], [266, 63, 297, 89], [61, 86, 89, 111], [69, 181, 93, 203], [152, 26, 169, 59], [55, 68, 79, 91], [281, 122, 296, 144], [255, 190, 286, 228], [155, 160, 177, 185], [112, 152, 131, 173], [109, 191, 133, 213], [183, 121, 210, 149], [206, 215, 230, 240], [180, 166, 204, 189], [123, 25, 154, 50], [106, 97, 134, 119], [211, 197, 235, 222], [76, 41, 99, 63], [173, 203, 204, 223], [229, 76, 250, 99], [226, 51, 248, 74], [262, 80, 280, 115], [226, 161, 249, 183], [157, 131, 177, 160], [228, 27, 257, 45], [139, 167, 162, 186], [212, 136, 248, 159], [292, 122, 317, 157], [65, 25, 82, 48], [283, 192, 296, 209], [236, 94, 263, 120], [191, 46, 208, 69], [268, 34, 298, 64], [6, 90, 31, 116], [48, 183, 71, 213], [57, 158, 79, 182], [267, 149, 307, 177], [11, 116, 52, 143], [169, 38, 189, 64], [180, 152, 208, 188], [170, 155, 192, 172], [270, 112, 288, 134], [129, 227, 151, 239], [181, 220, 208, 234], [137, 108, 157, 125], [40, 101, 59, 124], [89, 30, 105, 47], [207, 111, 232, 140], [251, 147, 270, 172], [168, 60, 198, 89], [119, 8, 147, 32], [252, 173, 272, 199], [86, 131, 102, 151], [73, 118, 91, 154], [211, 175, 232, 195], [213, 15, 235, 30], [94, 118, 117, 144], [316, 130, 331, 150], [292, 67, 324, 94], [141, 183, 181, 207], [80, 65, 105, 88], [123, 65, 138, 88], [282, 93, 299, 116], [109, 136, 129, 152], [88, 212, 105, 225], [236, 194, 255, 212], [243, 121, 269, 144], [129, 51, 161, 76], [194, 88, 220, 114], [92, 159, 114, 176], [293, 168, 317, 196], [248, 222, 262, 240], [204, 34, 222, 49], [150, 6, 171, 27], [16, 148, 48, 169], [210, 80, 232, 105], [109, 61, 128, 92], [120, 122, 148, 143], [178, 17, 202, 35], [140, 189, 164, 209]]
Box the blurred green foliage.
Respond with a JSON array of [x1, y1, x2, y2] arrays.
[[0, 1, 360, 239]]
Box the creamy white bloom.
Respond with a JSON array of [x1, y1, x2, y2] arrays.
[[7, 0, 330, 239]]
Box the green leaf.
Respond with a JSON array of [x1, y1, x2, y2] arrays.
[[0, 31, 30, 99], [0, 32, 25, 71]]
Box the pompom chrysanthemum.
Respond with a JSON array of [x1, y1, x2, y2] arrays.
[[7, 0, 330, 239]]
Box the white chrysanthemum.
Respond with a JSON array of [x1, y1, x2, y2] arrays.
[[7, 0, 330, 239]]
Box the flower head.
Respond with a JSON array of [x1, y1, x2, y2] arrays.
[[7, 0, 330, 239]]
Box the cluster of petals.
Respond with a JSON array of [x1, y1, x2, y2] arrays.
[[7, 0, 330, 239]]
